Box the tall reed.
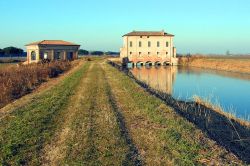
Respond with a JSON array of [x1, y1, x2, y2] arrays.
[[0, 61, 71, 108]]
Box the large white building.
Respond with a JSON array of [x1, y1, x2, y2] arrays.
[[120, 30, 178, 66]]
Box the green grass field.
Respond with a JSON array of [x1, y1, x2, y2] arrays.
[[0, 58, 243, 165]]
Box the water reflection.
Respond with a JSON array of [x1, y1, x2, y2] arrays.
[[131, 66, 177, 95], [130, 66, 250, 120], [178, 66, 250, 81]]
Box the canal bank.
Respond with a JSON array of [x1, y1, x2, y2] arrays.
[[178, 56, 250, 74], [108, 60, 250, 163], [1, 58, 243, 165]]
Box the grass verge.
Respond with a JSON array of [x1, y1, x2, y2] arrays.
[[0, 61, 89, 165], [107, 61, 242, 165]]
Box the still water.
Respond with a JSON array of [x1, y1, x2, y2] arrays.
[[130, 66, 250, 121]]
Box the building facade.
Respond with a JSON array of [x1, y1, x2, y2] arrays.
[[25, 40, 80, 64], [120, 31, 178, 66]]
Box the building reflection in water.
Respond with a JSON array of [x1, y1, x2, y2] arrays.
[[130, 66, 177, 95]]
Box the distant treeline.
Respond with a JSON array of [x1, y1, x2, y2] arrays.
[[0, 47, 119, 57], [0, 47, 26, 57], [78, 49, 119, 56]]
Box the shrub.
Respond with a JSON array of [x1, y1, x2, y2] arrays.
[[0, 61, 71, 108]]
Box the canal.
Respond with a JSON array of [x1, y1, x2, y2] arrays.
[[130, 66, 250, 121]]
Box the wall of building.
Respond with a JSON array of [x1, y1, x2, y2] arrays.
[[26, 45, 79, 64], [120, 35, 174, 59], [26, 45, 40, 63]]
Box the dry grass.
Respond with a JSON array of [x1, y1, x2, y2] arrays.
[[193, 95, 250, 128], [108, 57, 121, 64], [0, 61, 71, 108], [178, 56, 250, 74]]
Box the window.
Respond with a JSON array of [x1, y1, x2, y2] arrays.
[[67, 52, 74, 60], [157, 52, 159, 55], [130, 52, 132, 55], [157, 41, 160, 47], [130, 41, 133, 47], [140, 36, 142, 38], [139, 41, 142, 47], [43, 52, 48, 59], [54, 52, 61, 60], [148, 41, 151, 47], [166, 42, 169, 47], [166, 52, 168, 55], [31, 51, 36, 60], [148, 52, 151, 55], [139, 52, 141, 56], [147, 36, 149, 38]]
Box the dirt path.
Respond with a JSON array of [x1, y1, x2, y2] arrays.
[[1, 58, 243, 165], [42, 63, 93, 165], [41, 59, 242, 165], [41, 60, 139, 165]]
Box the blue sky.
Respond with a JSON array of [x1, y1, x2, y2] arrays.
[[0, 0, 249, 54]]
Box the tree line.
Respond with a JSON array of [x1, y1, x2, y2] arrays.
[[0, 47, 25, 57], [78, 49, 119, 56], [0, 47, 119, 57]]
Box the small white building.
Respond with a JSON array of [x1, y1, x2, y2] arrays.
[[25, 40, 80, 64], [120, 30, 178, 66]]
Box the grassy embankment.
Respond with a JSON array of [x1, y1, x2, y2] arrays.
[[0, 58, 243, 165], [109, 60, 250, 163], [178, 56, 250, 74], [106, 61, 243, 165], [0, 61, 88, 165]]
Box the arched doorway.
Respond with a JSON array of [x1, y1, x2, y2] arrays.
[[127, 61, 134, 68], [136, 61, 144, 67], [31, 51, 36, 61], [163, 61, 170, 66], [155, 61, 161, 66], [67, 52, 74, 61], [145, 61, 153, 67]]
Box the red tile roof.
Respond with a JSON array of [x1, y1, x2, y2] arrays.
[[123, 31, 174, 37], [26, 40, 80, 46]]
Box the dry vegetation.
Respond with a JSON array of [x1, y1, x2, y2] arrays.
[[0, 61, 71, 108], [193, 95, 250, 128], [178, 55, 250, 74]]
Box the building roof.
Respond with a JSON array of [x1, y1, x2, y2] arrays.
[[123, 31, 174, 37], [26, 40, 80, 46]]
